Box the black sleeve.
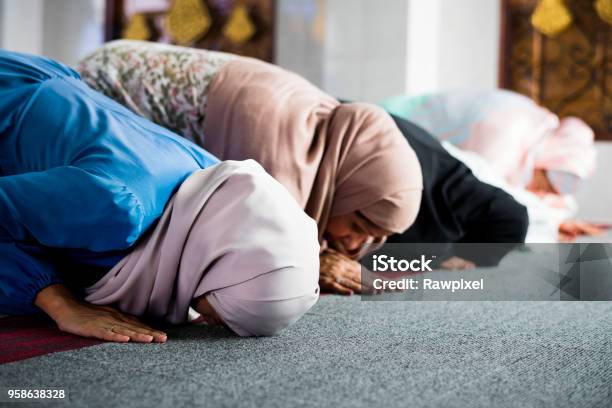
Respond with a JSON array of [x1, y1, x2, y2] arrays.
[[387, 114, 528, 266]]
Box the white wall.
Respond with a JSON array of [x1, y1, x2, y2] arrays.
[[405, 0, 441, 95], [0, 0, 44, 55], [0, 0, 105, 66], [276, 0, 410, 102], [437, 0, 500, 91], [276, 0, 501, 102], [276, 0, 326, 87], [42, 0, 106, 66], [323, 0, 410, 102]]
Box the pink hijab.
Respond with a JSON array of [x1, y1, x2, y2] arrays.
[[381, 90, 596, 193], [203, 58, 423, 241], [535, 117, 596, 193], [85, 160, 320, 336]]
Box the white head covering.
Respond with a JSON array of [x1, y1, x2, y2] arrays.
[[381, 91, 597, 194], [534, 117, 596, 194], [85, 160, 320, 336]]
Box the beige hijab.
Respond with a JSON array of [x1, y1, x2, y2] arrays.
[[203, 58, 423, 241], [85, 160, 320, 336]]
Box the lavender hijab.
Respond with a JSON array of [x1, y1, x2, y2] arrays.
[[85, 160, 320, 336]]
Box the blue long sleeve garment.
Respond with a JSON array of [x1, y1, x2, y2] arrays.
[[0, 50, 219, 314]]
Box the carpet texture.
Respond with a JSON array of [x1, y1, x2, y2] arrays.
[[0, 315, 103, 364], [0, 297, 610, 408]]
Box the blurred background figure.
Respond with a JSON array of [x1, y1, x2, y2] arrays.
[[381, 90, 601, 242]]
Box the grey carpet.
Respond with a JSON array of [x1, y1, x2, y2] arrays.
[[1, 297, 611, 408]]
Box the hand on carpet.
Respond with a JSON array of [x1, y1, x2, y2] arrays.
[[319, 249, 379, 295], [558, 220, 606, 242], [35, 284, 167, 343]]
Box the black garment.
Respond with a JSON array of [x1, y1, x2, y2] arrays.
[[387, 114, 529, 266]]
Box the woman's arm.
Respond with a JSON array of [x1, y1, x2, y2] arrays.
[[35, 284, 167, 343], [558, 220, 606, 242], [0, 241, 63, 315], [0, 167, 145, 251], [0, 241, 166, 342]]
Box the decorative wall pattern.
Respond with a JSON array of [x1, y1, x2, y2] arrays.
[[500, 0, 611, 140], [105, 0, 275, 62]]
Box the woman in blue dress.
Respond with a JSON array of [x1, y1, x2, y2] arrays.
[[0, 50, 320, 340]]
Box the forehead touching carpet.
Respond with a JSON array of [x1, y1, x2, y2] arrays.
[[0, 296, 610, 408]]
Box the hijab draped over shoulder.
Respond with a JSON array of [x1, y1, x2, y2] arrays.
[[203, 58, 423, 240], [85, 160, 320, 336]]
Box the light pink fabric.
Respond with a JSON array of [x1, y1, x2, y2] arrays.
[[85, 160, 320, 336], [536, 117, 596, 180], [203, 58, 423, 241], [468, 112, 596, 191], [383, 91, 596, 192], [463, 98, 559, 187]]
